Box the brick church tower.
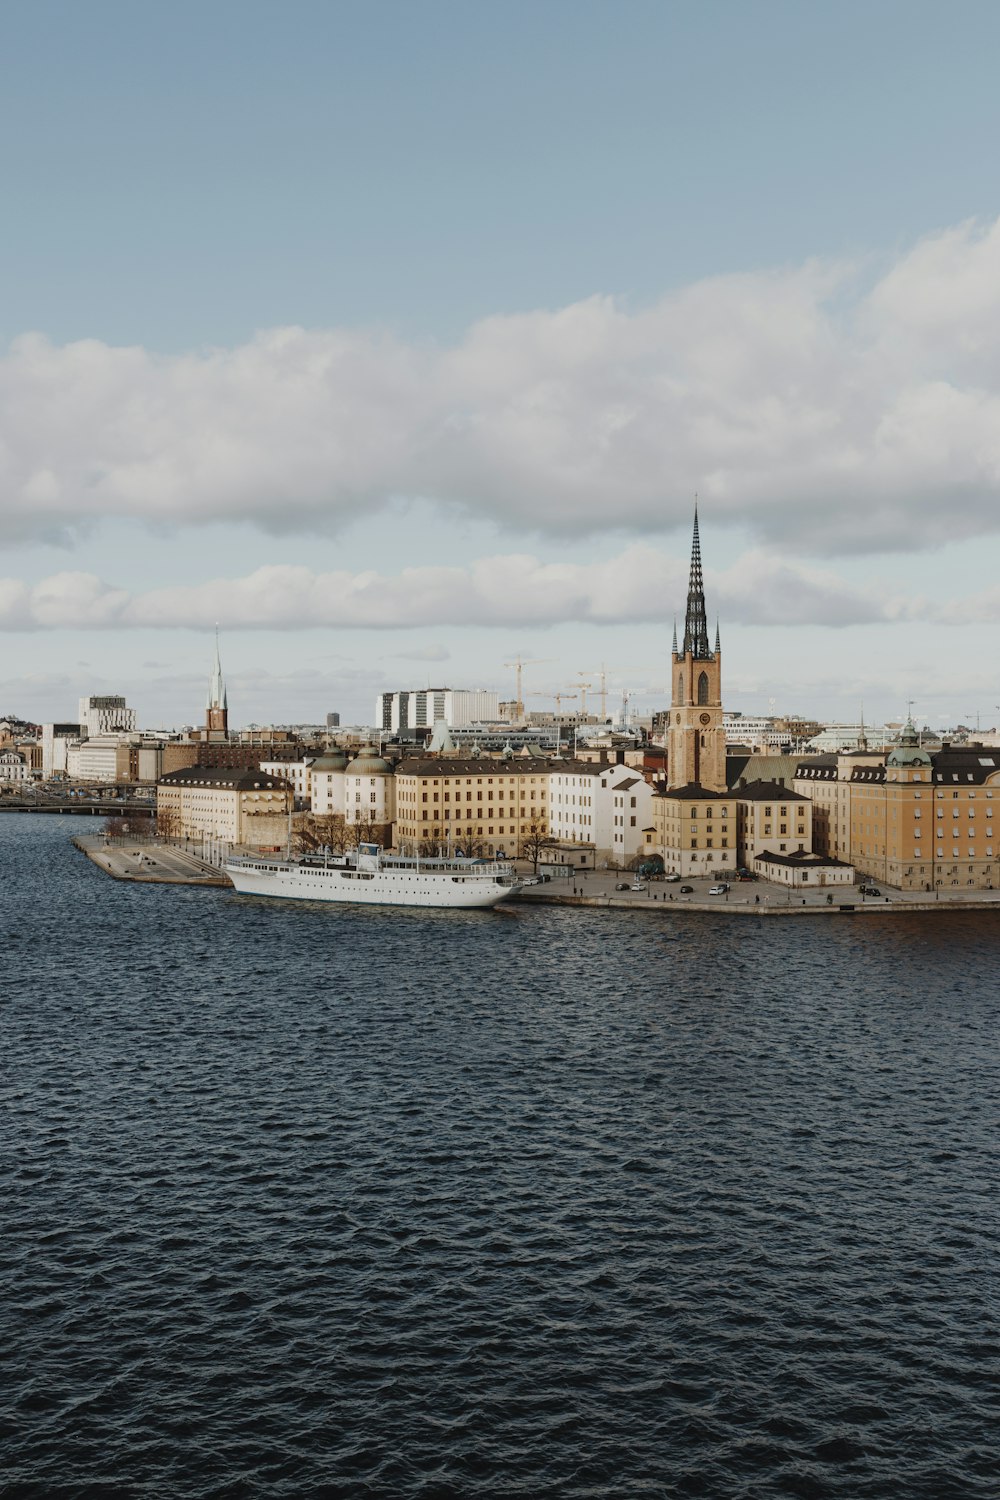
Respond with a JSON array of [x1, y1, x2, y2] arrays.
[[667, 508, 727, 791], [206, 628, 229, 741]]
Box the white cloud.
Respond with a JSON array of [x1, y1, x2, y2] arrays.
[[3, 217, 1000, 554], [0, 547, 977, 633]]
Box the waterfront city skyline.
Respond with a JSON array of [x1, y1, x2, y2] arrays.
[[4, 1, 1000, 729]]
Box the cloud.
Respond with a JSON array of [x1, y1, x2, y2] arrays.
[[0, 547, 973, 633], [391, 643, 451, 662], [3, 216, 1000, 555]]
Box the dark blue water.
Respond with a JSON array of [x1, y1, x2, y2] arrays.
[[2, 815, 997, 1498]]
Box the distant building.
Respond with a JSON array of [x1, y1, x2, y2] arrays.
[[78, 696, 136, 738], [376, 688, 499, 734], [326, 712, 340, 728], [41, 723, 82, 778], [0, 749, 30, 783]]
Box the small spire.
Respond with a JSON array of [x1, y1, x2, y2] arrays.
[[672, 618, 678, 655], [714, 618, 721, 654]]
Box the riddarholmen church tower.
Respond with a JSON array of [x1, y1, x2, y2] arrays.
[[668, 507, 727, 792]]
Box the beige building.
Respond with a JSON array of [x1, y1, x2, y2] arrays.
[[157, 766, 292, 848], [652, 784, 737, 877], [733, 780, 813, 866], [795, 725, 1000, 890], [394, 756, 551, 856]]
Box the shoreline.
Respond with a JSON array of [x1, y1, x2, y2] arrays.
[[70, 833, 1000, 916]]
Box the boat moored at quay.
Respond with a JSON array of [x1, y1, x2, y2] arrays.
[[225, 842, 523, 909]]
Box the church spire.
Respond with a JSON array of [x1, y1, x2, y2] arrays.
[[681, 502, 712, 660], [672, 618, 678, 655], [715, 618, 721, 654], [207, 625, 227, 711], [205, 626, 229, 739]]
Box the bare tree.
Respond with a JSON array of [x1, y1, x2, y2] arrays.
[[519, 822, 556, 872], [155, 805, 180, 841]]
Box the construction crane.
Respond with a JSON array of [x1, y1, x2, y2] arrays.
[[528, 690, 579, 715], [504, 657, 553, 723], [576, 676, 592, 716], [580, 663, 608, 720]]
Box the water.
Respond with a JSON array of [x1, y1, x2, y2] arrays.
[[2, 814, 997, 1498]]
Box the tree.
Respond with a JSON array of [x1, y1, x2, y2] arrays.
[[155, 805, 180, 840], [519, 822, 556, 872]]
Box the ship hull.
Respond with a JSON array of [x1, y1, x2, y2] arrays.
[[226, 858, 520, 909]]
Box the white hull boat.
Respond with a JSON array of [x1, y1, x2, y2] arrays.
[[225, 843, 522, 909]]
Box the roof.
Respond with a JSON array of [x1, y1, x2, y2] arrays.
[[309, 752, 349, 771], [158, 766, 291, 790], [732, 779, 810, 803], [396, 757, 559, 776], [654, 783, 735, 802], [727, 753, 801, 790], [755, 849, 852, 869]]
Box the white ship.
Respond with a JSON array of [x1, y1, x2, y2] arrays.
[[225, 842, 523, 909]]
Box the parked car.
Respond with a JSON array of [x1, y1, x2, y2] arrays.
[[859, 884, 882, 896], [630, 882, 646, 892], [664, 873, 681, 883], [679, 884, 694, 893], [615, 881, 630, 891], [708, 884, 728, 895]]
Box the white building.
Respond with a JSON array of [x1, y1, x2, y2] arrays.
[[41, 723, 82, 778], [66, 735, 127, 783], [0, 750, 30, 783], [548, 760, 654, 866], [78, 696, 137, 738], [344, 747, 395, 827], [377, 688, 499, 733], [723, 714, 789, 749]]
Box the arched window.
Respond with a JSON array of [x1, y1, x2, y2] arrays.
[[697, 671, 709, 705]]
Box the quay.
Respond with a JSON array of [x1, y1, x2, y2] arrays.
[[74, 834, 1000, 915], [73, 833, 229, 887]]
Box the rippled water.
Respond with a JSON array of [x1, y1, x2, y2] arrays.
[[2, 815, 998, 1498]]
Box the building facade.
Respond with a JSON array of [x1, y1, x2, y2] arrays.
[[78, 696, 137, 737], [377, 688, 500, 734], [394, 757, 551, 856], [156, 766, 292, 848], [795, 726, 1000, 890]]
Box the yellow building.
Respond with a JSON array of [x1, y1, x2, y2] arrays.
[[733, 780, 813, 865], [652, 784, 737, 877], [157, 766, 292, 848], [394, 756, 551, 856], [797, 725, 1000, 890]]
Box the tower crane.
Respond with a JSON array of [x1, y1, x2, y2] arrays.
[[580, 663, 608, 720], [576, 676, 592, 716], [503, 657, 553, 723]]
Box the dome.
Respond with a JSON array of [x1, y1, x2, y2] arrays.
[[887, 719, 931, 769], [310, 751, 348, 771], [345, 745, 392, 776]]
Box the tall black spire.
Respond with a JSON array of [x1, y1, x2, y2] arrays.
[[681, 504, 713, 660]]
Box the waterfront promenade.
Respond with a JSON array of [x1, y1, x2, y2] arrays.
[[73, 832, 229, 887], [74, 832, 1000, 915]]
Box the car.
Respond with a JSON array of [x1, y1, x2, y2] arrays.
[[630, 882, 646, 892], [708, 884, 728, 895], [859, 884, 882, 896], [615, 881, 630, 891], [679, 884, 694, 893], [664, 873, 681, 882]]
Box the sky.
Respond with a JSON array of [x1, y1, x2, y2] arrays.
[[3, 0, 1000, 731]]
